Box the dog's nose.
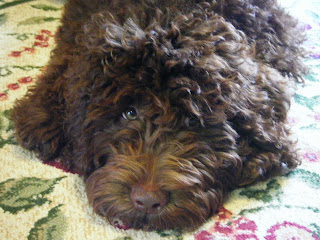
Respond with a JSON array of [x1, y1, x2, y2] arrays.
[[131, 185, 169, 214]]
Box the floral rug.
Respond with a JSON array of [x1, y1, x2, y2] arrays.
[[0, 0, 320, 239]]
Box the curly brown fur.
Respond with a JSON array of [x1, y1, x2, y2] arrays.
[[12, 0, 306, 231]]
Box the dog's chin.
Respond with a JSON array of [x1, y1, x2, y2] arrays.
[[88, 191, 215, 230], [104, 201, 212, 231]]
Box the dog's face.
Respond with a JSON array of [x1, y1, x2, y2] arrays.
[[85, 99, 223, 229], [70, 9, 271, 230], [84, 88, 233, 230]]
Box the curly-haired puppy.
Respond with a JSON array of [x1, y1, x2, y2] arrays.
[[12, 0, 306, 231]]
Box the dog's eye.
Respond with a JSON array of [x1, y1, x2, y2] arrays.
[[186, 116, 199, 127], [122, 107, 138, 120]]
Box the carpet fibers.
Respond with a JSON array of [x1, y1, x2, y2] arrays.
[[0, 0, 320, 239]]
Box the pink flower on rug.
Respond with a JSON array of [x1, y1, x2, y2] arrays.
[[195, 231, 215, 240], [265, 221, 320, 240], [314, 113, 320, 122], [195, 208, 258, 240], [287, 117, 299, 126], [211, 217, 258, 239], [301, 150, 320, 163]]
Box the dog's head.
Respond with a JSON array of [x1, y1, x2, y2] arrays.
[[66, 5, 287, 230]]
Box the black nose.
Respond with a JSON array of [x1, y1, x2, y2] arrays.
[[131, 185, 169, 214]]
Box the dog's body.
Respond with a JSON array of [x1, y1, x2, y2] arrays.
[[12, 0, 306, 230]]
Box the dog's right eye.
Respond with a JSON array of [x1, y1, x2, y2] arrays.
[[122, 107, 138, 120]]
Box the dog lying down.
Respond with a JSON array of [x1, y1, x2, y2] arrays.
[[12, 0, 307, 231]]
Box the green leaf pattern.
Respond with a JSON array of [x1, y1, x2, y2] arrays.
[[18, 16, 59, 25], [0, 13, 7, 25], [28, 205, 67, 240], [0, 177, 67, 240], [0, 0, 35, 10], [0, 109, 16, 147], [288, 169, 320, 189], [239, 179, 282, 203], [0, 177, 65, 213], [0, 65, 42, 78], [295, 94, 320, 110], [31, 4, 61, 11]]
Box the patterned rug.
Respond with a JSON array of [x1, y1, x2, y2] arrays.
[[0, 0, 320, 239]]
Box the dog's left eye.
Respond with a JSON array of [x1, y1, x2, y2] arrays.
[[186, 116, 199, 127], [122, 107, 138, 120]]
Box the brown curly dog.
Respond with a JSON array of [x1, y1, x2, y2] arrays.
[[12, 0, 307, 231]]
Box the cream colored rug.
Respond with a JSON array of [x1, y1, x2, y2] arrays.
[[1, 0, 320, 239]]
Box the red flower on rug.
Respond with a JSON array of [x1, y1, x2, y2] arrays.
[[0, 76, 35, 101], [9, 29, 53, 57], [9, 50, 24, 58], [40, 29, 54, 37], [18, 76, 34, 84], [34, 41, 49, 48], [0, 93, 8, 101], [265, 221, 320, 240], [195, 208, 258, 240], [8, 83, 20, 90]]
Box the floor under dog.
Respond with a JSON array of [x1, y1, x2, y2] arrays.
[[0, 0, 319, 239]]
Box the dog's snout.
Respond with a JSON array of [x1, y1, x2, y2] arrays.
[[131, 185, 169, 214]]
